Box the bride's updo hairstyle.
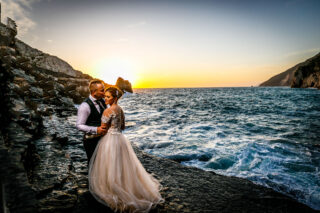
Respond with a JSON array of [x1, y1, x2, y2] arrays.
[[105, 86, 124, 99], [103, 77, 132, 101]]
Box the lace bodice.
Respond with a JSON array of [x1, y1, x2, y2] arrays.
[[101, 106, 125, 134]]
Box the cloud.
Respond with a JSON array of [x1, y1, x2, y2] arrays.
[[1, 0, 41, 36], [127, 21, 147, 28]]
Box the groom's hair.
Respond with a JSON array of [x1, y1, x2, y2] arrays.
[[89, 79, 104, 93]]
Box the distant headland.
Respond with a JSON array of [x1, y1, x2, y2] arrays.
[[260, 52, 320, 89]]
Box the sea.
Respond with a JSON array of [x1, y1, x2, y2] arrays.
[[117, 87, 320, 210]]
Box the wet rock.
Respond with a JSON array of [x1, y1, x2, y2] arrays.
[[55, 134, 69, 146], [0, 134, 37, 213], [39, 80, 55, 92], [60, 96, 75, 107], [0, 46, 16, 56], [36, 104, 54, 116], [13, 76, 31, 90], [29, 86, 44, 97], [11, 97, 26, 113], [11, 68, 36, 83], [1, 54, 17, 66], [55, 81, 65, 93]]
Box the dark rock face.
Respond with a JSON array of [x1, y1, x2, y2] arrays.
[[260, 52, 320, 89], [0, 21, 92, 212], [291, 53, 320, 89], [0, 20, 318, 213]]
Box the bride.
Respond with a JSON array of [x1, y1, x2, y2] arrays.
[[88, 85, 164, 213]]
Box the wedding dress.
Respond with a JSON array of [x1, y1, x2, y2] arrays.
[[88, 105, 164, 213]]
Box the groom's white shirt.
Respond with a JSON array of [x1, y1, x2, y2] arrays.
[[76, 95, 105, 134]]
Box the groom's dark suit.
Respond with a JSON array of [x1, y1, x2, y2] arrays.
[[83, 98, 107, 164], [77, 96, 107, 165]]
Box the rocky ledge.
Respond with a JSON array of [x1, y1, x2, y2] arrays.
[[0, 15, 318, 213]]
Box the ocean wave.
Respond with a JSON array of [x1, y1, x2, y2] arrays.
[[121, 87, 320, 210]]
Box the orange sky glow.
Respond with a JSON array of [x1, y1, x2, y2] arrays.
[[2, 0, 319, 88]]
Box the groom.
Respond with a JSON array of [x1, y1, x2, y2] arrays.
[[76, 79, 108, 165]]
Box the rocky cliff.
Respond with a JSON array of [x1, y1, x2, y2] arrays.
[[0, 19, 92, 212], [259, 65, 297, 87], [0, 19, 317, 213], [260, 52, 320, 89], [15, 39, 85, 78], [291, 52, 320, 88]]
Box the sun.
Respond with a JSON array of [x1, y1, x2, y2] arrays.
[[94, 58, 137, 86]]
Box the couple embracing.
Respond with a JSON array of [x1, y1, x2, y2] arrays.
[[76, 79, 164, 212]]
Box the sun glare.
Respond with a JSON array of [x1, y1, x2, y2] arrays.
[[93, 58, 137, 86]]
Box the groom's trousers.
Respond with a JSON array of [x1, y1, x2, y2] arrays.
[[83, 135, 102, 166]]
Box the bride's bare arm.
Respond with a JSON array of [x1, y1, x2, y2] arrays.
[[98, 108, 113, 134]]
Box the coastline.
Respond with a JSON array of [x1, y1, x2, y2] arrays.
[[133, 145, 317, 212], [0, 19, 318, 213], [0, 109, 318, 212]]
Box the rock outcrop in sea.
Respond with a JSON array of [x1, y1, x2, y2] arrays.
[[260, 52, 320, 89], [0, 10, 317, 213]]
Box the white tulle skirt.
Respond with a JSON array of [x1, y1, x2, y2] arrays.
[[88, 132, 164, 213]]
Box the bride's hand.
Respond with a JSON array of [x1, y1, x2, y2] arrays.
[[97, 126, 107, 135]]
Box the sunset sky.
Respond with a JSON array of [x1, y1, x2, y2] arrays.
[[2, 0, 320, 88]]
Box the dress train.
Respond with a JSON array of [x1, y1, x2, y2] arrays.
[[88, 132, 164, 213]]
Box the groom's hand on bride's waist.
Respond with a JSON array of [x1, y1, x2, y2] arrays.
[[97, 126, 107, 135]]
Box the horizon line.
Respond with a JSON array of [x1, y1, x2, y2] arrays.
[[131, 85, 287, 89]]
